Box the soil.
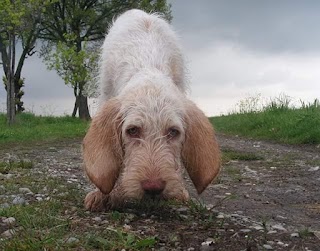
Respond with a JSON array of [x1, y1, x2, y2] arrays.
[[0, 134, 319, 250]]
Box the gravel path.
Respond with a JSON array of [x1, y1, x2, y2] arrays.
[[1, 135, 319, 250]]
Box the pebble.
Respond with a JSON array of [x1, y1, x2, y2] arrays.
[[1, 229, 15, 238], [5, 174, 13, 179], [314, 231, 320, 240], [12, 196, 25, 205], [275, 215, 287, 220], [252, 225, 264, 231], [93, 216, 102, 222], [187, 248, 195, 251], [240, 229, 251, 233], [263, 244, 273, 250], [267, 230, 277, 234], [271, 224, 287, 231], [291, 232, 299, 238], [0, 185, 5, 190], [3, 217, 16, 224], [176, 207, 189, 214], [179, 215, 188, 220], [308, 166, 319, 172], [123, 224, 131, 231], [19, 188, 33, 194], [216, 213, 225, 219], [270, 166, 277, 170], [66, 237, 79, 244]]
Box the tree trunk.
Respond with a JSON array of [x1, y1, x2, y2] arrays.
[[14, 78, 25, 113], [78, 93, 91, 120], [72, 98, 79, 117], [72, 84, 79, 117], [7, 32, 15, 125]]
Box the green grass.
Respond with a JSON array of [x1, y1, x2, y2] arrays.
[[211, 97, 320, 145], [0, 113, 89, 145], [0, 167, 156, 251], [222, 149, 263, 163]]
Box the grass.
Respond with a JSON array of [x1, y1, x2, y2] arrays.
[[211, 96, 320, 145], [0, 165, 157, 251], [222, 149, 263, 163], [2, 94, 319, 146], [0, 113, 89, 145], [0, 160, 33, 174]]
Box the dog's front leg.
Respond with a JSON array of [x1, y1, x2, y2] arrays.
[[85, 185, 123, 212], [84, 189, 110, 211]]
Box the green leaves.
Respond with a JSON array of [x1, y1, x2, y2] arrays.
[[39, 0, 172, 95], [43, 38, 99, 90]]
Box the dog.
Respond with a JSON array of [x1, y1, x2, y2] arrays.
[[83, 9, 221, 211]]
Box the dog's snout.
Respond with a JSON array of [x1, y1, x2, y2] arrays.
[[141, 179, 166, 196]]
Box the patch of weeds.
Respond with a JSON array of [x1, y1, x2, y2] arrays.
[[298, 228, 314, 238], [86, 229, 156, 250], [110, 210, 123, 221], [188, 199, 209, 216], [224, 166, 242, 182], [0, 161, 9, 174], [260, 218, 269, 242], [223, 149, 264, 162], [305, 159, 320, 166], [0, 159, 33, 173]]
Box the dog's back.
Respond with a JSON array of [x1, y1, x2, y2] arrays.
[[99, 9, 187, 102]]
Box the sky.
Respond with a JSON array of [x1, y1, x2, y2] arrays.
[[1, 0, 320, 116]]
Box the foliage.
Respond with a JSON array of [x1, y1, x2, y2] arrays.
[[39, 0, 172, 119], [43, 35, 99, 91], [0, 0, 50, 120], [211, 96, 320, 144]]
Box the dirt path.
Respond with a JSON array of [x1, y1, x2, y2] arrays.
[[203, 134, 320, 231], [1, 135, 319, 250]]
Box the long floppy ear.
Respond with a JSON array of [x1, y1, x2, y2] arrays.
[[82, 98, 122, 194], [182, 100, 221, 194]]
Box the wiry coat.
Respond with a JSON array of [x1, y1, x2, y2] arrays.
[[83, 9, 220, 211]]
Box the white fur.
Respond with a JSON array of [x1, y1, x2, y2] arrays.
[[99, 9, 187, 103], [83, 9, 220, 211]]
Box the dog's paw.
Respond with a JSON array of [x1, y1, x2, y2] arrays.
[[84, 190, 109, 212]]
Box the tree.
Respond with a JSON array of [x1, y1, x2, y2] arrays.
[[40, 0, 172, 120], [0, 0, 48, 123]]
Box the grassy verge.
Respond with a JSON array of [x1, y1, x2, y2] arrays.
[[211, 97, 320, 145], [0, 113, 89, 146]]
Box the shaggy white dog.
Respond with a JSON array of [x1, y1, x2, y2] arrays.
[[83, 9, 220, 211]]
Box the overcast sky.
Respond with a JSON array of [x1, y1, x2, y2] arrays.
[[1, 0, 320, 116]]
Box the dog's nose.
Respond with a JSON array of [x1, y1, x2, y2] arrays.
[[141, 179, 166, 196]]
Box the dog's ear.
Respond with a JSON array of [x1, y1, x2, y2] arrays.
[[182, 100, 221, 194], [83, 98, 122, 194]]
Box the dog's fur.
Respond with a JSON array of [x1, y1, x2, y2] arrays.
[[83, 9, 221, 211]]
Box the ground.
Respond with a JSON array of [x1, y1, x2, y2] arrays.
[[0, 134, 319, 250]]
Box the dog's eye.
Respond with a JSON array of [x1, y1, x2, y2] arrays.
[[126, 126, 140, 138], [167, 128, 180, 139]]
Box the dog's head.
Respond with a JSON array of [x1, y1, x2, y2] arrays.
[[83, 84, 220, 201]]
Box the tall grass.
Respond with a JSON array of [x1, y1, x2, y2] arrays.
[[0, 113, 89, 146], [211, 95, 320, 144]]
